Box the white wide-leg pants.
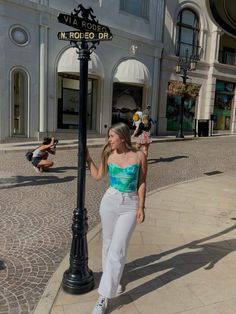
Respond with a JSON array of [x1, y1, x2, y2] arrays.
[[98, 187, 138, 298]]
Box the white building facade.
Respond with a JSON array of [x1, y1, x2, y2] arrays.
[[0, 0, 164, 141], [159, 0, 236, 136]]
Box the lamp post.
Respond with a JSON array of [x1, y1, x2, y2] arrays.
[[61, 38, 95, 294], [57, 4, 113, 294], [175, 49, 198, 138]]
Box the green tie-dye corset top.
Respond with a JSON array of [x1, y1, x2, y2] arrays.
[[107, 163, 140, 193]]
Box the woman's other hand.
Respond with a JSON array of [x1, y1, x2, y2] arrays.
[[86, 147, 91, 162], [136, 208, 145, 224]]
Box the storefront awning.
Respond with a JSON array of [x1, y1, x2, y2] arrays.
[[58, 48, 104, 77], [113, 59, 151, 86]]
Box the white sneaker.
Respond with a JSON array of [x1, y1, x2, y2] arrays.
[[91, 295, 108, 314], [116, 284, 123, 295], [33, 166, 40, 173]]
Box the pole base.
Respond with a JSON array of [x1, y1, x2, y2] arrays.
[[62, 268, 94, 294]]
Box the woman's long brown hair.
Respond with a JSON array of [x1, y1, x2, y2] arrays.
[[101, 122, 135, 175]]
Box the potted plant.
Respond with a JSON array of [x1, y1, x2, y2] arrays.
[[167, 80, 200, 99]]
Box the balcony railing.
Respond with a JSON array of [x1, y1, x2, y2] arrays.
[[175, 41, 201, 60], [218, 50, 236, 66]]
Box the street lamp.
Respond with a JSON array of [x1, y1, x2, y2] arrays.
[[175, 49, 198, 138]]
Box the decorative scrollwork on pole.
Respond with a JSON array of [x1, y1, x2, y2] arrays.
[[72, 4, 98, 23]]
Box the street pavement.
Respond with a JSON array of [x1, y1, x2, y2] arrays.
[[0, 135, 236, 313]]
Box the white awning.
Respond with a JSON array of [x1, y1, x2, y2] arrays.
[[113, 59, 151, 86], [58, 48, 104, 78]]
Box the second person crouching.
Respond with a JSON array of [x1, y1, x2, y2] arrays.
[[31, 137, 58, 173]]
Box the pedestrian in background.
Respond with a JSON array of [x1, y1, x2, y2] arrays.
[[133, 114, 152, 157], [86, 122, 147, 314], [132, 108, 142, 129], [143, 104, 158, 126]]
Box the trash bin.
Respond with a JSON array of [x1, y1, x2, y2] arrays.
[[198, 119, 209, 137]]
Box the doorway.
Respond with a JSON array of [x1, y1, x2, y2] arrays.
[[57, 73, 98, 131], [112, 83, 144, 129], [11, 70, 28, 136], [213, 80, 235, 131]]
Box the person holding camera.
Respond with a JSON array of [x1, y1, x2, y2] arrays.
[[133, 114, 152, 157], [31, 137, 58, 173]]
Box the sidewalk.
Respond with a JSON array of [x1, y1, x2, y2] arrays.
[[35, 170, 236, 314]]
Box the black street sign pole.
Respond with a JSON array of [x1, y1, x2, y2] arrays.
[[58, 4, 112, 294], [62, 39, 94, 294]]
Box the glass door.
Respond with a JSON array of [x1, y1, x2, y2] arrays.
[[57, 74, 98, 131], [213, 81, 235, 131], [12, 70, 27, 135]]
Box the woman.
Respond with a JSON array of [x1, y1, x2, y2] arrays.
[[31, 137, 56, 172], [133, 114, 152, 157], [87, 122, 147, 314]]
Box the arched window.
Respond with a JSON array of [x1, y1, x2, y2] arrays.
[[175, 9, 200, 59]]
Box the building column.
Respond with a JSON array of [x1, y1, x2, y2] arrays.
[[200, 73, 216, 119], [39, 24, 48, 134], [100, 74, 112, 134], [209, 27, 222, 63], [231, 95, 236, 133]]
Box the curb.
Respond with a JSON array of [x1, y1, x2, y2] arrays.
[[1, 134, 236, 154], [0, 137, 197, 154]]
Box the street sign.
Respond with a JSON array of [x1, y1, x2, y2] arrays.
[[57, 31, 112, 41], [58, 13, 111, 34]]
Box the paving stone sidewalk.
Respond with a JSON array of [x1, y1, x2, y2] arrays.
[[1, 134, 236, 314], [41, 170, 236, 314]]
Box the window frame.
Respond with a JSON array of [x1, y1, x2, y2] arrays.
[[120, 0, 149, 20], [175, 9, 200, 59], [57, 73, 98, 131]]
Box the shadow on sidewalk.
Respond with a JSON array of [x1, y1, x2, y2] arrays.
[[108, 222, 236, 312], [0, 175, 76, 189], [148, 155, 189, 164], [48, 166, 78, 173]]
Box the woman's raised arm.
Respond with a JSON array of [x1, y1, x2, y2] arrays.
[[86, 148, 104, 181]]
